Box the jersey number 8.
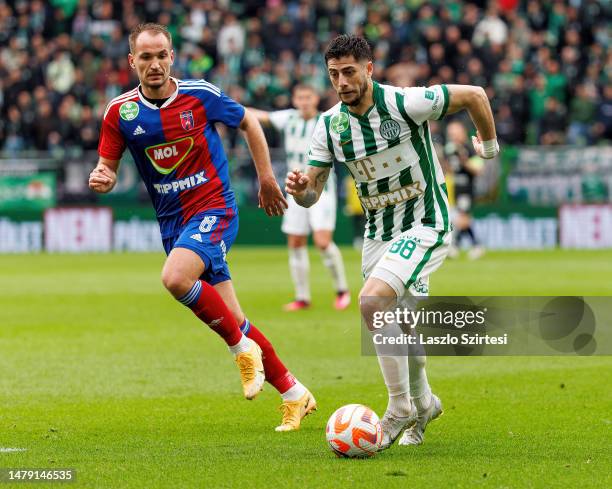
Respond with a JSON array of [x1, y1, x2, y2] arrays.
[[199, 216, 218, 233]]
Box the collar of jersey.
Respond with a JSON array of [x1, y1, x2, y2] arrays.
[[300, 112, 320, 122], [137, 77, 179, 110], [341, 81, 378, 121]]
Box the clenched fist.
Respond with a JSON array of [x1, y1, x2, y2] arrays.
[[89, 165, 117, 193]]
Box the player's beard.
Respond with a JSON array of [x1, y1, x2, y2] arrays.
[[341, 77, 369, 107]]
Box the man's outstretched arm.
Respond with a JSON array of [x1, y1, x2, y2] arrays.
[[445, 85, 499, 159], [246, 108, 272, 127]]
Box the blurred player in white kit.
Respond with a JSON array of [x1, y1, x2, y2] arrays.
[[251, 85, 351, 311]]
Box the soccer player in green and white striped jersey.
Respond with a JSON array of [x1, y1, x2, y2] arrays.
[[286, 35, 499, 449], [250, 85, 350, 312]]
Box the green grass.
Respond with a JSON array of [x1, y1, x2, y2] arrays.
[[0, 248, 611, 488]]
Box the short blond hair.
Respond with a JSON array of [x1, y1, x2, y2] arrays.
[[129, 23, 172, 53], [293, 83, 317, 94]]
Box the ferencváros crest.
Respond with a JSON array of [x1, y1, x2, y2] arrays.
[[380, 119, 401, 141]]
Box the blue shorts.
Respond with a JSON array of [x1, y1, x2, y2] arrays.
[[162, 212, 239, 285]]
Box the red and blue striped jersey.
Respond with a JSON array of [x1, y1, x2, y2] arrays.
[[98, 78, 244, 238]]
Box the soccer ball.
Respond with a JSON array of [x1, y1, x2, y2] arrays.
[[325, 404, 382, 458]]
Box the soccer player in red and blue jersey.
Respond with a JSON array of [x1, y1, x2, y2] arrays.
[[89, 23, 316, 431]]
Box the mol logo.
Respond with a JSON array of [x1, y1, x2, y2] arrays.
[[145, 137, 194, 174]]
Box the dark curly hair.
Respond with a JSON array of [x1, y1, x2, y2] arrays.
[[324, 35, 373, 64]]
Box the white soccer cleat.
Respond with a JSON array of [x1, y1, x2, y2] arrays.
[[468, 246, 485, 260], [234, 340, 265, 400], [447, 245, 460, 259], [398, 394, 443, 446], [379, 409, 417, 450]]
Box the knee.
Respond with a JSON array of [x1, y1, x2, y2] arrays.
[[358, 287, 373, 313], [359, 278, 397, 302], [359, 289, 385, 331], [161, 268, 194, 299], [288, 235, 307, 249], [359, 296, 378, 329], [358, 286, 375, 316], [359, 281, 398, 330], [314, 237, 331, 251]]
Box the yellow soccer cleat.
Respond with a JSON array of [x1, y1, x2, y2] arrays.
[[234, 340, 265, 400], [275, 390, 317, 432]]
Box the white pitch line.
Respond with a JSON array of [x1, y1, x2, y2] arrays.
[[0, 448, 27, 452]]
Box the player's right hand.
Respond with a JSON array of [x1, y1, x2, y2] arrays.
[[258, 175, 288, 216], [88, 165, 117, 193], [285, 169, 310, 196]]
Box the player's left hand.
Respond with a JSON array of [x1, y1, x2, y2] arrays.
[[258, 176, 288, 216], [471, 131, 499, 159]]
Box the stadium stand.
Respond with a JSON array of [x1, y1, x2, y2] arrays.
[[0, 0, 609, 153]]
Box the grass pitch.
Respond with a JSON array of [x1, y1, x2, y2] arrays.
[[0, 248, 611, 488]]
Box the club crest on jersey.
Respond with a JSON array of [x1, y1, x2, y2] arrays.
[[412, 277, 429, 294], [180, 110, 194, 130], [380, 119, 401, 141], [119, 101, 139, 121], [145, 136, 194, 174], [330, 112, 349, 134]]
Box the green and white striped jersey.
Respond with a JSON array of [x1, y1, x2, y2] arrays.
[[270, 109, 335, 193], [269, 109, 320, 172], [308, 81, 451, 241]]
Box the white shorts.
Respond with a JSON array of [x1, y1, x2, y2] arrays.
[[362, 226, 451, 297], [455, 194, 473, 212], [281, 191, 337, 236]]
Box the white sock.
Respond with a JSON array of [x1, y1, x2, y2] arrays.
[[288, 246, 310, 302], [408, 354, 432, 410], [387, 392, 413, 418], [370, 327, 411, 417], [228, 334, 251, 355], [413, 390, 433, 412], [320, 242, 349, 292], [396, 294, 433, 409], [281, 380, 307, 401]]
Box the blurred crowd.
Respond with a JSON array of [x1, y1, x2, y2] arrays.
[[0, 0, 610, 156]]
